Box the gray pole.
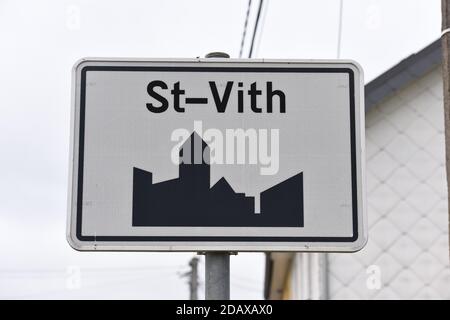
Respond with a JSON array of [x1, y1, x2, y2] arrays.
[[202, 51, 232, 301], [205, 252, 230, 300], [442, 0, 450, 257], [205, 52, 230, 59]]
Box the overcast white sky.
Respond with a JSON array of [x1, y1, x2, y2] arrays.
[[0, 0, 441, 299]]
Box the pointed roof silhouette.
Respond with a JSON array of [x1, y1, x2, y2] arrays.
[[181, 132, 208, 149], [211, 177, 235, 194], [179, 132, 210, 165]]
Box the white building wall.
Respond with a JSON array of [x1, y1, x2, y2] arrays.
[[291, 67, 450, 299]]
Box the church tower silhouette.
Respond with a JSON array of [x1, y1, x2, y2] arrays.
[[179, 132, 210, 192]]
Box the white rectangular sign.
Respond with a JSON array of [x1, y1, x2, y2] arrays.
[[67, 58, 366, 252]]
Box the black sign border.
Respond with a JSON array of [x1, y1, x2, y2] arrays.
[[75, 65, 359, 243]]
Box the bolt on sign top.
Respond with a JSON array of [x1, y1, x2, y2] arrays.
[[67, 57, 367, 252]]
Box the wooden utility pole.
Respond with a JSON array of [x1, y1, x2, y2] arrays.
[[188, 257, 199, 300], [181, 256, 199, 300], [441, 0, 450, 256]]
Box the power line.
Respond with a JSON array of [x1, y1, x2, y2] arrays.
[[239, 0, 253, 58], [252, 0, 268, 58], [10, 273, 179, 299], [231, 275, 261, 285], [248, 0, 264, 58], [231, 281, 262, 293], [0, 264, 185, 275], [336, 0, 344, 58]]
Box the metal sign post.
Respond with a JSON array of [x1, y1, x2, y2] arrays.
[[205, 252, 230, 300], [203, 52, 232, 300]]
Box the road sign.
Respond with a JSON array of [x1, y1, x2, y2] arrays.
[[67, 58, 366, 252]]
